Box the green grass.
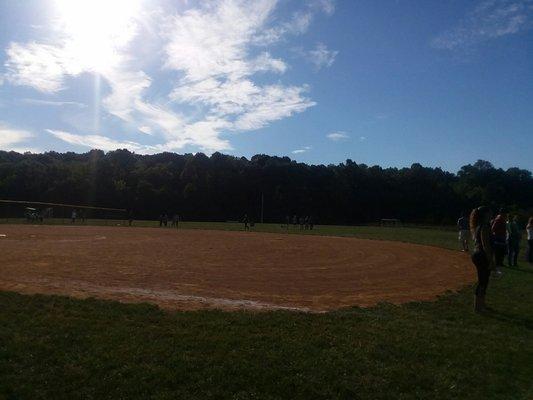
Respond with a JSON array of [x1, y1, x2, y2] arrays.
[[1, 224, 532, 399]]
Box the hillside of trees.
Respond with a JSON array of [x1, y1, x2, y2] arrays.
[[0, 150, 531, 225]]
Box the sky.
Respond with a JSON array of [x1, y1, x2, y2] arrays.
[[0, 0, 532, 172]]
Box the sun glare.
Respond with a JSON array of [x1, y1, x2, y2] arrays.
[[54, 0, 141, 72]]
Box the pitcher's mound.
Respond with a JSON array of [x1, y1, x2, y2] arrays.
[[0, 225, 474, 312]]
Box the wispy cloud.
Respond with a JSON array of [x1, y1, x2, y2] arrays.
[[46, 129, 156, 153], [254, 0, 335, 45], [2, 0, 335, 154], [326, 131, 349, 141], [432, 0, 533, 51], [19, 98, 87, 108], [292, 145, 312, 154], [307, 42, 338, 70], [0, 122, 36, 152]]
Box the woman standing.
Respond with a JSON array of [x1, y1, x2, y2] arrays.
[[527, 217, 533, 264], [470, 206, 496, 312]]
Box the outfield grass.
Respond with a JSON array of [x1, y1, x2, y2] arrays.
[[1, 225, 532, 399]]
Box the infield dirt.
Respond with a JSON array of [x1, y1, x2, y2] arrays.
[[0, 225, 474, 312]]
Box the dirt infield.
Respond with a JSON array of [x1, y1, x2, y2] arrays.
[[0, 225, 474, 312]]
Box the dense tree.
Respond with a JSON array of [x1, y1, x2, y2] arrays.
[[0, 150, 531, 224]]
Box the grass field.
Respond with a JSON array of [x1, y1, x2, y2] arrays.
[[1, 224, 532, 399]]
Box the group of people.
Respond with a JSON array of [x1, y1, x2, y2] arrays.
[[288, 215, 315, 230], [70, 209, 86, 223], [241, 214, 315, 231], [159, 213, 180, 228], [465, 207, 533, 313], [242, 214, 255, 231]]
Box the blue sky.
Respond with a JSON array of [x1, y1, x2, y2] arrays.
[[0, 0, 532, 172]]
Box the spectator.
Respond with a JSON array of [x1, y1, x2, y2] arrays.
[[470, 206, 497, 312], [491, 208, 507, 272], [457, 212, 470, 252], [526, 217, 533, 264], [507, 215, 521, 267]]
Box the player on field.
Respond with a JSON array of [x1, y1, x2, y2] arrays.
[[171, 214, 180, 229], [243, 214, 249, 231]]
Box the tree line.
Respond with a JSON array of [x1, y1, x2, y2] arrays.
[[0, 150, 531, 225]]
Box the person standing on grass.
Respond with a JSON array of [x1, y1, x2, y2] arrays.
[[470, 206, 498, 313], [506, 215, 521, 267], [526, 217, 533, 264], [457, 212, 470, 252], [243, 214, 249, 231], [491, 208, 507, 272], [171, 214, 178, 228]]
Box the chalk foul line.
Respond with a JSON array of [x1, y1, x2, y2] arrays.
[[3, 278, 314, 313]]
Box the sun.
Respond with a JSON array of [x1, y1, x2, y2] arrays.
[[54, 0, 142, 72]]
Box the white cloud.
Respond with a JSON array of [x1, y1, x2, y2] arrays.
[[46, 129, 155, 153], [3, 0, 334, 154], [0, 123, 35, 151], [164, 0, 316, 146], [163, 0, 278, 80], [432, 0, 533, 50], [4, 42, 80, 92], [292, 145, 312, 154], [307, 43, 338, 70], [326, 131, 349, 141]]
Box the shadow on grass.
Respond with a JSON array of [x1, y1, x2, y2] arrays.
[[482, 309, 533, 331], [501, 265, 533, 274]]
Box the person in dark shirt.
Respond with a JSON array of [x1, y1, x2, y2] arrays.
[[506, 215, 521, 267], [470, 206, 497, 312]]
